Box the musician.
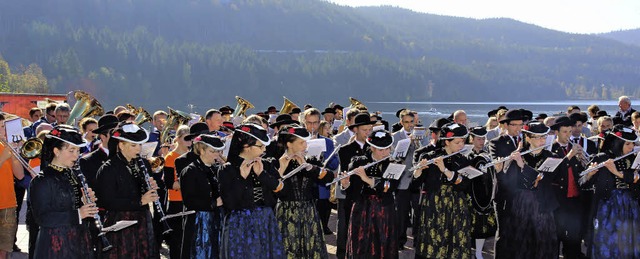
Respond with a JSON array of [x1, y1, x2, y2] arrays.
[[614, 95, 636, 126], [340, 130, 398, 257], [550, 115, 588, 259], [569, 112, 598, 155], [0, 113, 25, 259], [299, 108, 339, 235], [390, 108, 407, 133], [318, 121, 332, 139], [495, 122, 560, 258], [180, 134, 225, 259], [412, 117, 449, 164], [52, 103, 71, 126], [23, 107, 43, 138], [466, 126, 496, 259], [581, 125, 640, 257], [336, 113, 375, 259], [147, 110, 167, 157], [485, 108, 509, 143], [596, 115, 613, 136], [174, 122, 210, 181], [391, 109, 426, 250], [535, 113, 548, 123], [322, 107, 335, 126], [29, 125, 98, 258], [162, 125, 190, 259], [30, 103, 57, 133], [78, 117, 98, 154], [265, 114, 298, 159], [79, 114, 118, 189], [487, 109, 523, 257], [219, 106, 234, 122], [412, 122, 472, 258], [94, 122, 160, 258], [453, 110, 468, 127], [218, 124, 285, 258], [204, 109, 224, 134], [632, 111, 640, 132], [289, 107, 301, 121], [274, 126, 331, 258], [333, 108, 359, 145]]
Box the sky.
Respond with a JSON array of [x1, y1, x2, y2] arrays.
[[329, 0, 640, 34]]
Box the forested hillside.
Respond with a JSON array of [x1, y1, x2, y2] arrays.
[[0, 0, 638, 110]]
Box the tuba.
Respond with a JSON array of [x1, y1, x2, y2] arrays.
[[280, 96, 299, 115], [127, 104, 153, 126], [65, 90, 104, 126], [349, 97, 367, 111], [231, 96, 254, 118], [160, 107, 192, 144]]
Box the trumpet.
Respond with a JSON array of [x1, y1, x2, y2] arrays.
[[73, 159, 113, 252], [479, 143, 553, 172], [574, 145, 593, 168], [579, 149, 640, 177], [326, 155, 390, 186], [136, 156, 173, 234], [409, 148, 467, 172]]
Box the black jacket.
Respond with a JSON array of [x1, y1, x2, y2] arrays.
[[95, 154, 152, 212], [79, 147, 109, 189], [218, 157, 281, 211], [30, 166, 84, 227], [180, 158, 220, 211]]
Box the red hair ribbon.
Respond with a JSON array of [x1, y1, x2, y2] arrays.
[[446, 132, 454, 138]]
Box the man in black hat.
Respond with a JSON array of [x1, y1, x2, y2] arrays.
[[322, 107, 336, 126], [80, 114, 119, 189], [549, 115, 589, 258], [219, 106, 234, 122], [332, 104, 345, 121], [488, 109, 524, 255], [264, 114, 298, 159], [289, 107, 302, 121], [336, 113, 375, 259]]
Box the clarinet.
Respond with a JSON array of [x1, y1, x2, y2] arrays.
[[136, 155, 173, 234], [73, 160, 113, 252]]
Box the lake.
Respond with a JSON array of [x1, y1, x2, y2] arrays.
[[364, 100, 626, 126]]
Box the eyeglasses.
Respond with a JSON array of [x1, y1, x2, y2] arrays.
[[253, 143, 266, 149], [47, 113, 55, 118]]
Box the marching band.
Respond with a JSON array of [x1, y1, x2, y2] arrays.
[[1, 93, 640, 259]]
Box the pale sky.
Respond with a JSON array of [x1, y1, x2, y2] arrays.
[[329, 0, 640, 34]]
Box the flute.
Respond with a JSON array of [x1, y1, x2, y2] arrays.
[[326, 155, 391, 186], [408, 148, 467, 172], [479, 143, 552, 172], [319, 143, 342, 173], [281, 162, 312, 180], [136, 156, 173, 234], [579, 149, 640, 177], [73, 159, 113, 252]]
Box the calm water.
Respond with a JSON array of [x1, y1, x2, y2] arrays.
[[365, 100, 627, 127]]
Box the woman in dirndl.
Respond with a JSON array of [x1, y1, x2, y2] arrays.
[[218, 124, 285, 258], [582, 124, 640, 258], [180, 134, 226, 258], [495, 122, 559, 259], [274, 126, 331, 258], [340, 129, 398, 258], [94, 122, 160, 258], [466, 126, 497, 259], [30, 125, 97, 258], [413, 122, 472, 259]]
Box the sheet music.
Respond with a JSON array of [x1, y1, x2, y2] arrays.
[[5, 118, 25, 142], [306, 139, 327, 158], [382, 163, 406, 180], [332, 120, 342, 131], [140, 142, 158, 159], [188, 113, 201, 126], [545, 135, 556, 151], [458, 166, 484, 179], [161, 210, 196, 221], [632, 152, 640, 170], [102, 220, 137, 232], [411, 127, 426, 138], [392, 139, 411, 159], [537, 157, 563, 172], [222, 140, 231, 158], [373, 125, 385, 132]]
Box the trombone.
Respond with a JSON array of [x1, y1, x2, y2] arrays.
[[0, 136, 40, 176]]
